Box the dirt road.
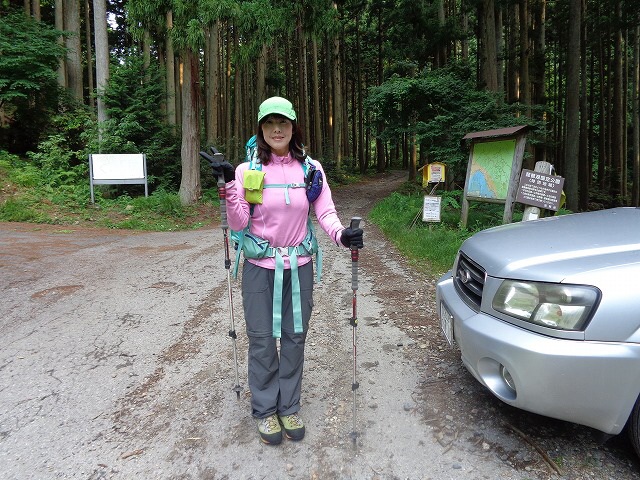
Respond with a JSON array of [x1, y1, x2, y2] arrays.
[[1, 171, 639, 479]]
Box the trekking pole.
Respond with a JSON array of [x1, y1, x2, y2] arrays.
[[348, 217, 362, 443], [200, 147, 242, 400], [219, 171, 242, 400]]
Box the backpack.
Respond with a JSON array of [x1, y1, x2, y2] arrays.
[[230, 135, 323, 338]]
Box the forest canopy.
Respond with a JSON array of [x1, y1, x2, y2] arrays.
[[1, 0, 639, 210]]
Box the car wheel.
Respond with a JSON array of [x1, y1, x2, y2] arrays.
[[627, 395, 640, 457]]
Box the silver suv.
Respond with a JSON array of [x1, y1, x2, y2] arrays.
[[436, 207, 640, 456]]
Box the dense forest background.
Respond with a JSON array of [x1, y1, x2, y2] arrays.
[[1, 0, 639, 211]]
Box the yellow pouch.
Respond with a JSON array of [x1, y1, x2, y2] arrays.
[[244, 169, 266, 204]]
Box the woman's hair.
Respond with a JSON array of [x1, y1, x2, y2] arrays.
[[256, 115, 306, 164]]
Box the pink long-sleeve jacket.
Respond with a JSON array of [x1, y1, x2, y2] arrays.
[[225, 153, 346, 270]]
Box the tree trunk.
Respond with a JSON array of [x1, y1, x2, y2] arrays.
[[55, 0, 66, 88], [611, 1, 624, 204], [233, 49, 242, 162], [84, 0, 94, 109], [205, 21, 219, 144], [461, 6, 469, 59], [296, 18, 309, 147], [578, 0, 589, 210], [143, 30, 151, 70], [93, 0, 109, 125], [311, 38, 322, 158], [31, 0, 41, 19], [506, 4, 518, 103], [623, 28, 629, 202], [519, 0, 531, 115], [479, 0, 498, 91], [256, 43, 267, 109], [495, 6, 504, 95], [232, 29, 242, 162], [178, 49, 201, 206], [166, 10, 177, 130], [409, 130, 417, 181], [436, 0, 446, 67], [376, 6, 385, 173], [356, 13, 364, 173], [633, 25, 640, 206], [64, 0, 84, 101], [332, 2, 343, 167], [175, 58, 182, 130], [532, 0, 547, 164], [563, 0, 581, 211], [225, 26, 233, 156]]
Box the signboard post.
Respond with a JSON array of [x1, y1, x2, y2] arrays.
[[415, 162, 447, 225]]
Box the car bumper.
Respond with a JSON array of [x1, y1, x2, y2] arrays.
[[436, 273, 640, 435]]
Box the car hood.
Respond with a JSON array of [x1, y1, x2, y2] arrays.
[[461, 207, 640, 282]]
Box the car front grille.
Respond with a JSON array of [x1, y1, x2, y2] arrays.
[[453, 252, 485, 311]]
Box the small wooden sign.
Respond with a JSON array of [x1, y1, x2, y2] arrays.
[[419, 162, 446, 188], [516, 169, 565, 211], [427, 162, 445, 183]]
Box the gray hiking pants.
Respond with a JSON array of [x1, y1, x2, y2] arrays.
[[241, 260, 314, 418]]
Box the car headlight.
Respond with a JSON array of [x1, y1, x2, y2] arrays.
[[492, 280, 599, 331]]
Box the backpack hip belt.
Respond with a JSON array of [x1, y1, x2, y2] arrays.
[[266, 240, 322, 339], [235, 218, 323, 339]]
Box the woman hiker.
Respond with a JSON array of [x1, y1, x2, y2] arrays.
[[210, 96, 364, 444]]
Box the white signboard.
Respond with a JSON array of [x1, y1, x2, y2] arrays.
[[88, 153, 148, 203], [90, 154, 146, 180], [422, 195, 441, 222]]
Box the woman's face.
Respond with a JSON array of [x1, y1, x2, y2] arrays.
[[261, 115, 293, 156]]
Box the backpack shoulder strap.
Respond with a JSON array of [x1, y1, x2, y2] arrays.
[[246, 135, 262, 170], [302, 156, 313, 175]]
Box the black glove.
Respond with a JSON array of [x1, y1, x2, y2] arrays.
[[199, 147, 235, 183], [340, 227, 364, 249]]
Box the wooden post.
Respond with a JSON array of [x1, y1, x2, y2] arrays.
[[460, 148, 474, 229], [502, 134, 528, 224]]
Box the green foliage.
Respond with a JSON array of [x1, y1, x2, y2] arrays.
[[85, 53, 181, 190], [27, 135, 86, 186], [0, 10, 66, 105], [0, 198, 50, 223], [234, 0, 289, 61], [369, 190, 463, 275], [18, 103, 94, 194], [92, 190, 205, 230], [0, 153, 216, 230], [0, 10, 69, 154], [366, 62, 545, 181], [368, 186, 521, 276], [382, 0, 458, 69]]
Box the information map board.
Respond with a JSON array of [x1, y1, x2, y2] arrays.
[[460, 126, 529, 228]]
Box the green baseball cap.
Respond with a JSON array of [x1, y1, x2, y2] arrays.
[[257, 96, 297, 123]]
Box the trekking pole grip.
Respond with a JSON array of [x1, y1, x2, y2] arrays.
[[217, 175, 232, 270], [350, 217, 361, 292], [217, 175, 228, 230]]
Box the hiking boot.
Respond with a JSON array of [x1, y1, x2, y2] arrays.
[[257, 414, 282, 445], [279, 412, 305, 441]]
